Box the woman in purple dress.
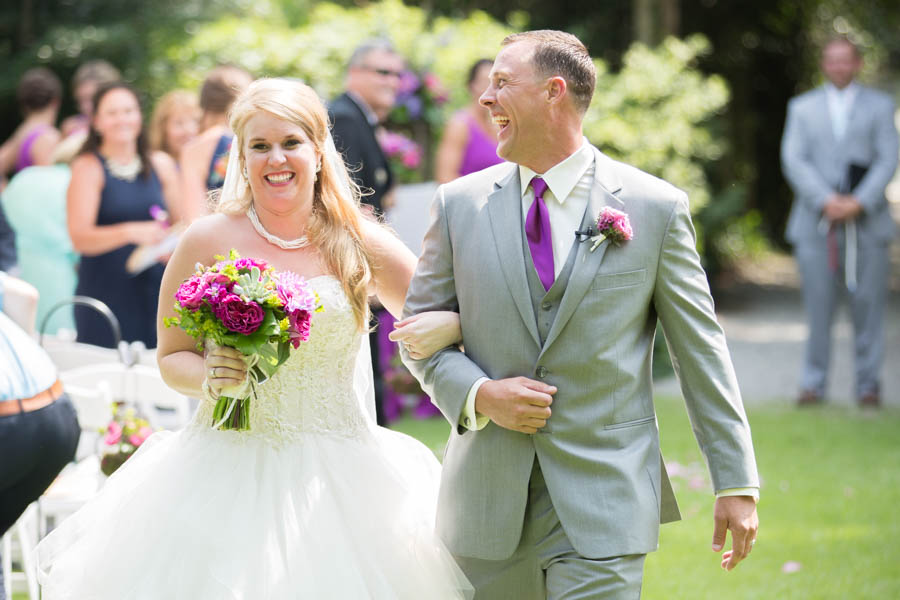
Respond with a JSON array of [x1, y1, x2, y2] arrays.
[[435, 59, 503, 183], [0, 68, 63, 190]]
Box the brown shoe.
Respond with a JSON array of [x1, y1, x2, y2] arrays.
[[796, 390, 822, 406], [859, 392, 881, 409]]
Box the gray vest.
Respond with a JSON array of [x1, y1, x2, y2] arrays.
[[521, 199, 595, 346]]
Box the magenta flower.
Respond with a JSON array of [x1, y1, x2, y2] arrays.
[[213, 294, 266, 334], [287, 309, 312, 348], [234, 258, 269, 272], [592, 207, 633, 250], [175, 276, 209, 310], [277, 272, 317, 313], [203, 282, 230, 306], [402, 147, 422, 169], [104, 421, 122, 445], [128, 434, 144, 447], [138, 426, 153, 441], [202, 270, 232, 287]]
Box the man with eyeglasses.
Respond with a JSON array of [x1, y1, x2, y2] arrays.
[[329, 40, 405, 427], [330, 39, 404, 219]]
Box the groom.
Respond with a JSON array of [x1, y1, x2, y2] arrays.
[[401, 30, 759, 598]]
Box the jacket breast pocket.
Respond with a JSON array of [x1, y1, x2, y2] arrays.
[[591, 268, 646, 291]]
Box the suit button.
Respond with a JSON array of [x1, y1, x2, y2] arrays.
[[541, 301, 552, 310], [536, 366, 548, 378]]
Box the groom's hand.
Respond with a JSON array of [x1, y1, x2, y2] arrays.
[[712, 496, 758, 571], [475, 377, 555, 434]]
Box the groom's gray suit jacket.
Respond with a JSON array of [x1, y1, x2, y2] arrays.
[[403, 146, 759, 561]]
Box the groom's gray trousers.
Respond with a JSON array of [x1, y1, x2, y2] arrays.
[[454, 459, 645, 600]]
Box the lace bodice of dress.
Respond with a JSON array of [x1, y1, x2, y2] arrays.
[[190, 276, 370, 443]]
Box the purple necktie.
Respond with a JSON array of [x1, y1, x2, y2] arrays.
[[525, 177, 554, 291]]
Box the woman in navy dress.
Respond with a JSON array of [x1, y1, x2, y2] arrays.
[[67, 82, 180, 348]]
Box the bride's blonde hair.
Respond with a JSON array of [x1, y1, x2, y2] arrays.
[[216, 78, 372, 331]]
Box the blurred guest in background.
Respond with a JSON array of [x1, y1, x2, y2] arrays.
[[0, 203, 16, 279], [0, 67, 63, 190], [0, 273, 80, 600], [68, 82, 180, 348], [59, 60, 121, 140], [330, 40, 405, 426], [435, 59, 502, 183], [1, 139, 80, 335], [781, 36, 898, 408], [330, 40, 403, 217], [149, 89, 200, 166], [179, 65, 253, 221]]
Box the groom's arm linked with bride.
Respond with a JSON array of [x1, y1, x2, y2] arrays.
[[399, 29, 759, 598]]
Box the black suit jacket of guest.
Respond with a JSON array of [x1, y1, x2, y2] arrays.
[[328, 93, 393, 215]]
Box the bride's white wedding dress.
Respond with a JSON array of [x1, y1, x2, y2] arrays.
[[36, 275, 472, 599]]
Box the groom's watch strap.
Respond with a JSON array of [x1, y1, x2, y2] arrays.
[[461, 377, 490, 431], [716, 487, 759, 502]]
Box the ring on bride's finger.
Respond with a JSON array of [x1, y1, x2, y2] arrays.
[[750, 539, 756, 547]]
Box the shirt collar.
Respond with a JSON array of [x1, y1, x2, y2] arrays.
[[345, 91, 380, 126], [825, 81, 859, 99], [519, 138, 593, 203]]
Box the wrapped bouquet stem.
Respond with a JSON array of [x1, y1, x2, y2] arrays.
[[166, 249, 322, 431]]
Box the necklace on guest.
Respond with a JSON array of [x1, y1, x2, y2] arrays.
[[103, 154, 142, 182], [247, 203, 310, 249]]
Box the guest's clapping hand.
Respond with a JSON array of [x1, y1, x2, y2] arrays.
[[204, 345, 248, 397], [712, 495, 759, 571], [475, 377, 555, 434], [390, 311, 461, 360]]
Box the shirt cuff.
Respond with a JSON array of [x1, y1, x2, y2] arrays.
[[716, 487, 759, 502], [460, 377, 491, 431]]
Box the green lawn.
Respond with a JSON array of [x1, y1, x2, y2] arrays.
[[392, 397, 900, 599], [14, 399, 897, 599]]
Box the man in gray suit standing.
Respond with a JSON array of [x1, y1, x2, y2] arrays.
[[399, 30, 759, 598], [781, 37, 898, 408]]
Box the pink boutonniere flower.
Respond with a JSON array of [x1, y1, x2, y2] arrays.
[[590, 207, 633, 252]]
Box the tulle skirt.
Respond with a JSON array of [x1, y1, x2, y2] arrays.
[[36, 425, 472, 599]]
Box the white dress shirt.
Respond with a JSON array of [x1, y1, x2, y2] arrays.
[[461, 139, 594, 431], [825, 81, 858, 141]]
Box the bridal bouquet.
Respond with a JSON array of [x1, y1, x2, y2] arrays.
[[165, 249, 322, 431]]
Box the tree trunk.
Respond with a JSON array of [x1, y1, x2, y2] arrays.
[[633, 0, 656, 45]]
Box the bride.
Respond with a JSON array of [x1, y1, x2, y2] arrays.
[[36, 78, 473, 599]]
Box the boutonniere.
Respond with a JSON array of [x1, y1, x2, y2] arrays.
[[590, 207, 633, 252]]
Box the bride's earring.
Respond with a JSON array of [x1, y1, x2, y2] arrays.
[[314, 162, 321, 183], [241, 166, 248, 180]]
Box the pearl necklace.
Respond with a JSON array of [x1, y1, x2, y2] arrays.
[[247, 204, 310, 249], [103, 155, 142, 182]]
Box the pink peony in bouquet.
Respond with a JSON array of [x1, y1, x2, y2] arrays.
[[165, 249, 323, 431]]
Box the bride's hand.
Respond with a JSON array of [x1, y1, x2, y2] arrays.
[[389, 311, 461, 360], [204, 345, 248, 396]]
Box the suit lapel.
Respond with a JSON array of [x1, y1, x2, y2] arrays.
[[816, 87, 839, 149], [487, 167, 541, 347], [542, 148, 624, 352]]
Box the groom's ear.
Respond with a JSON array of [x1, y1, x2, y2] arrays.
[[546, 76, 567, 106]]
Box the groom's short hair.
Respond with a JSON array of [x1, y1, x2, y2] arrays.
[[502, 30, 596, 114]]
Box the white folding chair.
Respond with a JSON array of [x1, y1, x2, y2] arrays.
[[1, 503, 40, 600], [60, 363, 191, 432]]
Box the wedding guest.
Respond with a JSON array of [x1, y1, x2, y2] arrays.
[[68, 82, 180, 348], [0, 203, 15, 273], [781, 36, 898, 407], [0, 273, 80, 599], [149, 89, 200, 165], [59, 60, 120, 139], [435, 59, 503, 183], [179, 65, 253, 222], [330, 40, 405, 426], [1, 138, 82, 334], [0, 68, 63, 190]]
